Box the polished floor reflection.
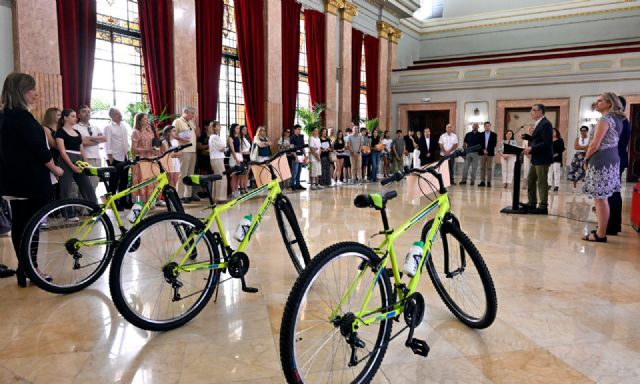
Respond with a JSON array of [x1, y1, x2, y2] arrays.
[[1, 180, 639, 383]]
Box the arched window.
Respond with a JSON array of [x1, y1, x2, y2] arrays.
[[217, 0, 246, 140], [359, 44, 367, 122], [92, 0, 146, 126]]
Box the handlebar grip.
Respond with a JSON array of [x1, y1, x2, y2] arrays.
[[465, 144, 482, 154], [381, 172, 403, 186], [178, 143, 193, 150]]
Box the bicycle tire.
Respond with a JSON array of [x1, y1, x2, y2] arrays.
[[421, 219, 497, 329], [274, 195, 310, 274], [109, 212, 220, 331], [280, 242, 393, 384], [20, 198, 115, 294]]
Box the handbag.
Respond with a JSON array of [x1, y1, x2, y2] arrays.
[[374, 143, 385, 152], [361, 145, 371, 154], [329, 151, 338, 162], [250, 143, 259, 162]]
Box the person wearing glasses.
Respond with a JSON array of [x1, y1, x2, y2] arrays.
[[521, 104, 553, 215], [75, 104, 106, 191]]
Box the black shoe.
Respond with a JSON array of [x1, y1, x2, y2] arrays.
[[470, 181, 475, 186], [487, 182, 492, 187], [530, 207, 548, 215], [450, 182, 457, 185], [190, 196, 201, 202], [0, 266, 16, 278], [520, 202, 536, 212], [180, 197, 191, 204], [459, 181, 467, 185], [478, 182, 486, 187], [553, 187, 559, 192]]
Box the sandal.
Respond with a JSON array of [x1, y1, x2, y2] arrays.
[[583, 232, 607, 243]]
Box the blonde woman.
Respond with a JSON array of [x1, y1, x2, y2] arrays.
[[131, 112, 158, 204], [498, 130, 517, 188]]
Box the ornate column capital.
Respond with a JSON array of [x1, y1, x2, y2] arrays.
[[324, 0, 345, 15], [341, 2, 358, 22], [377, 21, 394, 40], [389, 26, 402, 43]]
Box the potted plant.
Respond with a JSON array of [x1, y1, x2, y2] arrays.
[[295, 103, 325, 137]]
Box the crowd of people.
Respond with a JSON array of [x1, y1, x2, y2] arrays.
[[0, 71, 632, 282]]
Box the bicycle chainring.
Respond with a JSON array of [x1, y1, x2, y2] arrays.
[[403, 292, 425, 327], [228, 252, 250, 278]]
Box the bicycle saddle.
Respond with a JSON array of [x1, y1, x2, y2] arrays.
[[354, 191, 398, 210], [81, 166, 118, 178], [182, 174, 223, 187]]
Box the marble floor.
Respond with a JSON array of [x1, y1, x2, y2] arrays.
[[0, 179, 639, 383]]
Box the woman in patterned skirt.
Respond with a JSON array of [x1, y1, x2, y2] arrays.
[[131, 112, 159, 204], [567, 125, 589, 190], [582, 93, 625, 242]]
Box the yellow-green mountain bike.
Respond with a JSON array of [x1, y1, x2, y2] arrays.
[[279, 145, 497, 384], [108, 145, 311, 331], [19, 144, 192, 294]]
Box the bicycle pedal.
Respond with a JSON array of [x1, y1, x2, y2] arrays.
[[242, 286, 259, 293], [406, 338, 430, 357]]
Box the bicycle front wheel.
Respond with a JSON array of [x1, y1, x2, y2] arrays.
[[109, 212, 220, 331], [275, 195, 310, 273], [20, 199, 115, 294], [421, 219, 497, 329], [280, 242, 393, 384]]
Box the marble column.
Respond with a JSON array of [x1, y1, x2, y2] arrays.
[[12, 0, 63, 120], [264, 0, 283, 143], [337, 2, 357, 132], [376, 22, 390, 131], [388, 27, 402, 130], [173, 0, 198, 126], [324, 0, 341, 130]]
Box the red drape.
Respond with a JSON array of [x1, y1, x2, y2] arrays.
[[139, 0, 174, 116], [364, 35, 379, 120], [304, 10, 325, 109], [351, 29, 363, 122], [234, 0, 265, 139], [281, 0, 302, 131], [196, 0, 224, 129], [56, 0, 96, 109]]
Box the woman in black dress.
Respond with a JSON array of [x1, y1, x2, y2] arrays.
[[0, 72, 64, 286]]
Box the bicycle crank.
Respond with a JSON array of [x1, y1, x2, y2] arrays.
[[228, 252, 258, 293], [403, 293, 430, 357]]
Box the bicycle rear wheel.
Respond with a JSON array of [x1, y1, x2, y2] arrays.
[[280, 242, 392, 384], [109, 212, 220, 331], [274, 195, 310, 273], [20, 199, 115, 294], [421, 219, 497, 329]]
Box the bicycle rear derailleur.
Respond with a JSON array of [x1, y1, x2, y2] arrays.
[[228, 252, 258, 293]]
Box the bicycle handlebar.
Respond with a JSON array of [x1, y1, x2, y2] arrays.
[[380, 144, 482, 187]]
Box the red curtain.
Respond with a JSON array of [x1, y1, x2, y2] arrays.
[[56, 0, 97, 109], [234, 0, 265, 139], [196, 0, 224, 129], [138, 0, 174, 116], [281, 0, 302, 131], [364, 35, 379, 120], [351, 29, 363, 122], [304, 10, 325, 108]]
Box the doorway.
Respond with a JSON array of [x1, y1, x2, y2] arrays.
[[408, 110, 450, 138], [628, 103, 639, 182]]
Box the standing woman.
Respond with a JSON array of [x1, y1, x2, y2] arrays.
[[498, 130, 518, 189], [319, 128, 332, 186], [369, 128, 382, 182], [0, 72, 64, 285], [56, 108, 98, 208], [332, 130, 346, 185], [309, 127, 322, 190], [582, 92, 625, 242], [208, 121, 228, 203], [412, 130, 422, 169], [547, 128, 565, 192], [42, 107, 62, 200], [568, 126, 589, 190], [131, 112, 158, 204], [227, 124, 242, 197], [160, 125, 182, 190], [240, 125, 251, 193], [382, 130, 393, 178], [277, 128, 293, 188]]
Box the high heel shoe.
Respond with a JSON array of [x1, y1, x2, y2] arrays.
[[16, 267, 27, 287]]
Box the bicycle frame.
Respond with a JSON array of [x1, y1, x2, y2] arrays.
[[175, 176, 283, 273], [335, 191, 451, 329], [69, 170, 171, 249]]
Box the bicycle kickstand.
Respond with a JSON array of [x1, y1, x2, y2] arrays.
[[405, 305, 430, 357]]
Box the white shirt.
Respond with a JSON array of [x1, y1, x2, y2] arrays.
[[438, 132, 458, 155], [208, 134, 226, 159], [533, 117, 544, 129], [104, 120, 131, 162], [75, 122, 102, 159], [309, 136, 321, 160]]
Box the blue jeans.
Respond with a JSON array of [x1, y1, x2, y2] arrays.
[[370, 151, 381, 181], [291, 160, 303, 187]]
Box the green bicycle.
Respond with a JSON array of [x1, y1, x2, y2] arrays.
[[108, 145, 311, 331], [19, 144, 192, 294], [279, 145, 497, 383]]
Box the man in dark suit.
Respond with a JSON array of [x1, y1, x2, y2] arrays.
[[460, 122, 483, 185], [418, 127, 438, 165], [607, 96, 631, 235], [522, 104, 554, 214], [478, 122, 497, 187]]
